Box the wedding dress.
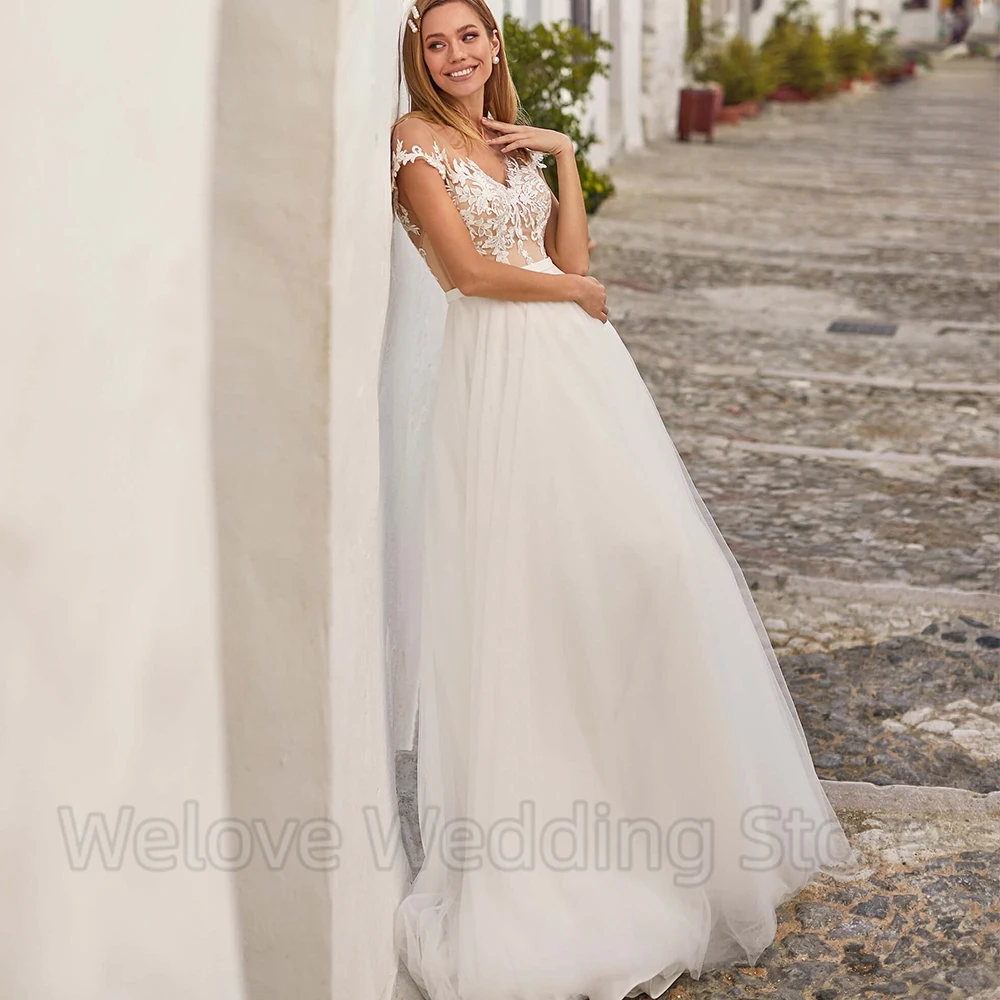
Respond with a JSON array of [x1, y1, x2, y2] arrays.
[[385, 116, 860, 1000]]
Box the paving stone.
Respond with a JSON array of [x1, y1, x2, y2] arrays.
[[659, 849, 1000, 998], [780, 631, 1000, 791], [853, 895, 891, 919]]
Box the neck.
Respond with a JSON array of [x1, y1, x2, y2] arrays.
[[455, 87, 486, 137]]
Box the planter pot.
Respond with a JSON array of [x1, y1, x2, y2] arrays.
[[903, 62, 917, 77], [730, 100, 761, 118], [717, 106, 743, 124], [860, 70, 877, 82], [677, 87, 716, 142], [768, 86, 811, 102]]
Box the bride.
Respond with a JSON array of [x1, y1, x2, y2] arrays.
[[383, 2, 860, 998]]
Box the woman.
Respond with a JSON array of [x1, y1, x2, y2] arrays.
[[387, 2, 860, 998]]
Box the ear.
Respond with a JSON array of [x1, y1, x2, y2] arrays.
[[491, 28, 500, 61]]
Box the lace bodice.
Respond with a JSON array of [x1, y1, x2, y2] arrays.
[[390, 118, 553, 293]]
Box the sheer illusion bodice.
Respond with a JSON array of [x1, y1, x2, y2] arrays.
[[390, 117, 553, 293]]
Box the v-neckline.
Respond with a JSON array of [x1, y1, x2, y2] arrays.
[[463, 153, 515, 191]]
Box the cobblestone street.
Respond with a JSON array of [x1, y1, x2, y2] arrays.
[[592, 58, 999, 651], [588, 56, 1000, 1000]]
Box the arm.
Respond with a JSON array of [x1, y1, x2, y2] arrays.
[[542, 144, 590, 276], [479, 119, 590, 276], [393, 121, 584, 305]]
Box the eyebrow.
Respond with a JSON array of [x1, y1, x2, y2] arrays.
[[424, 24, 479, 39]]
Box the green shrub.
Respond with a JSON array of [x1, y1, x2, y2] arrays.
[[827, 26, 872, 80], [761, 0, 832, 96], [787, 26, 832, 95], [503, 14, 616, 215], [694, 35, 776, 104]]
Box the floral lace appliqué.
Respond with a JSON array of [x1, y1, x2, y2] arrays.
[[391, 137, 552, 268]]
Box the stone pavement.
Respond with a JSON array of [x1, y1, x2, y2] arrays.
[[789, 620, 1000, 792], [393, 57, 1000, 1000], [666, 853, 1000, 999], [591, 56, 999, 655]]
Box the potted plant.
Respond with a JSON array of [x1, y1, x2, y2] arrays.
[[761, 0, 833, 100], [503, 14, 615, 214], [827, 25, 872, 87], [692, 31, 775, 121]]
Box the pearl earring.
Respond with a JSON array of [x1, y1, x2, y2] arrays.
[[492, 55, 499, 63]]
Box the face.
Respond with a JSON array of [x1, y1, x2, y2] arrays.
[[420, 2, 500, 98]]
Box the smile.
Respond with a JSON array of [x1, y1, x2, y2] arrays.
[[446, 65, 477, 79]]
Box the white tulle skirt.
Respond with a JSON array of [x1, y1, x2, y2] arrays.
[[395, 256, 859, 1000]]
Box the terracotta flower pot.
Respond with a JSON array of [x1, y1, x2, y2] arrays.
[[768, 86, 810, 102], [731, 100, 761, 118], [840, 78, 854, 91], [717, 106, 742, 124]]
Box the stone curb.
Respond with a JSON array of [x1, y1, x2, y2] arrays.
[[690, 361, 1000, 396], [671, 429, 1000, 472], [823, 778, 1000, 819], [744, 569, 1000, 614], [724, 437, 1000, 471]]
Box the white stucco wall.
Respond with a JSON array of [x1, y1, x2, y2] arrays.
[[0, 1, 417, 997], [505, 0, 573, 22], [0, 2, 244, 997], [642, 0, 689, 141], [329, 0, 418, 997], [504, 0, 673, 163], [213, 0, 416, 997]]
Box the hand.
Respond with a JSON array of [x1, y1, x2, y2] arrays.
[[571, 274, 608, 323], [480, 118, 572, 158]]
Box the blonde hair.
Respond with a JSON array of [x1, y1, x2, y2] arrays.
[[395, 0, 532, 165]]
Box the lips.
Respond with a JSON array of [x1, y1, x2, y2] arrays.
[[446, 65, 477, 79]]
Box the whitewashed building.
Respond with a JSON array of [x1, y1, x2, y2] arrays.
[[705, 0, 1000, 47], [703, 0, 867, 47], [502, 0, 689, 165]]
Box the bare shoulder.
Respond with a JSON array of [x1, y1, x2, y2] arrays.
[[392, 115, 454, 151]]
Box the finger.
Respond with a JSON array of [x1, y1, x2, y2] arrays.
[[480, 117, 515, 131]]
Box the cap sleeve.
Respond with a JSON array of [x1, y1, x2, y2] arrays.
[[391, 118, 450, 187]]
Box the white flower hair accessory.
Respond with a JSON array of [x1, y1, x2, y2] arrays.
[[407, 3, 420, 33]]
